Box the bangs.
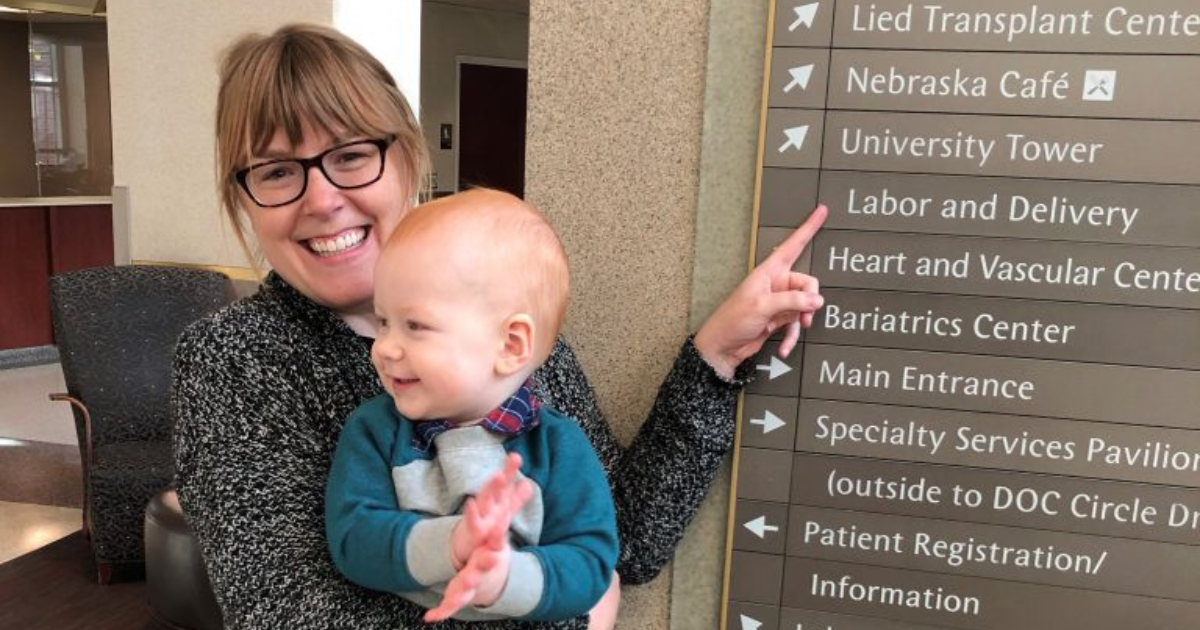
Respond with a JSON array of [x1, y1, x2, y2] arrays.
[[246, 36, 398, 157]]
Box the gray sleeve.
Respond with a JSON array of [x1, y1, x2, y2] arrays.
[[469, 549, 544, 618], [405, 515, 462, 586]]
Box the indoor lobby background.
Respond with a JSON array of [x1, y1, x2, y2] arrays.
[[0, 1, 768, 629]]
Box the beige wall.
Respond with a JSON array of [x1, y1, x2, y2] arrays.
[[107, 0, 333, 270], [420, 2, 528, 194]]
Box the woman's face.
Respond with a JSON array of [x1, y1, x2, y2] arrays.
[[242, 124, 412, 316]]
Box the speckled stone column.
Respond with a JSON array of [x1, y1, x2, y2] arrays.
[[526, 1, 767, 629], [526, 2, 710, 629]]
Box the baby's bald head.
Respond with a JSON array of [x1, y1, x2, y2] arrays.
[[382, 189, 569, 363]]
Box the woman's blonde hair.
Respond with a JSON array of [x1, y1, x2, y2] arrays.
[[215, 23, 430, 262]]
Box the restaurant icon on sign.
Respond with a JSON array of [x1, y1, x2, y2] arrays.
[[1083, 70, 1117, 102]]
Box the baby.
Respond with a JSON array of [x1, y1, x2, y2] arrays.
[[326, 189, 619, 626]]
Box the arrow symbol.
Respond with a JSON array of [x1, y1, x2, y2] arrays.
[[778, 125, 809, 153], [740, 614, 763, 630], [756, 355, 793, 380], [789, 2, 820, 31], [750, 410, 787, 434], [783, 64, 814, 93], [744, 516, 780, 539]]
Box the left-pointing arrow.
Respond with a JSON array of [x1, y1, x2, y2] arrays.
[[744, 516, 781, 539], [778, 126, 809, 153], [740, 614, 763, 630]]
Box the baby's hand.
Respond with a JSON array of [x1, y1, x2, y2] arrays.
[[423, 535, 509, 623], [450, 453, 533, 569], [431, 453, 533, 622]]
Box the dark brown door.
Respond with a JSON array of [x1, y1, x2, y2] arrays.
[[0, 208, 53, 349], [458, 63, 527, 198], [0, 204, 113, 350]]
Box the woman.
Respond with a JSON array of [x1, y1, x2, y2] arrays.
[[172, 23, 825, 630]]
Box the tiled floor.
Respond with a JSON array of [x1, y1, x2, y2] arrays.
[[0, 501, 80, 564], [0, 363, 84, 565], [0, 363, 77, 445]]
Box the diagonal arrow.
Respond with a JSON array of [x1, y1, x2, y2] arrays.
[[790, 2, 820, 31], [740, 614, 763, 630], [778, 125, 809, 153], [744, 516, 781, 539], [756, 355, 793, 380], [783, 64, 814, 93], [750, 410, 787, 434]]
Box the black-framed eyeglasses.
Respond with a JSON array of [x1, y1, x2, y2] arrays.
[[234, 137, 393, 208]]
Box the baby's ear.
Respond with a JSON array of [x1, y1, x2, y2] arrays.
[[496, 313, 535, 376]]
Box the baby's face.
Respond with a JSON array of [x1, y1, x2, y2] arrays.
[[371, 238, 508, 424]]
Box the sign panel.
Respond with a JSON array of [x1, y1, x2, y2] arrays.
[[723, 2, 1200, 628]]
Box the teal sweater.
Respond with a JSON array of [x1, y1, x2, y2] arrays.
[[326, 394, 618, 622]]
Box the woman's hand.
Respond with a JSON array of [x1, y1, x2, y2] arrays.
[[587, 572, 621, 630], [693, 205, 827, 378]]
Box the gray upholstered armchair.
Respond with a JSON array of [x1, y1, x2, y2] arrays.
[[48, 264, 231, 583]]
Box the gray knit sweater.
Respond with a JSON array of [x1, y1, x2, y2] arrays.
[[172, 273, 748, 629]]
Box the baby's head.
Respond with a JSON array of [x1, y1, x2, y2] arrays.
[[372, 189, 569, 423]]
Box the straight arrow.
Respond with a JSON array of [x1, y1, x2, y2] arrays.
[[740, 614, 763, 630], [750, 410, 786, 434], [790, 2, 820, 31], [755, 355, 793, 380], [744, 516, 780, 539]]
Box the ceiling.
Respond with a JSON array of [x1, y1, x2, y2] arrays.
[[426, 0, 528, 16], [0, 0, 103, 15], [0, 1, 527, 20]]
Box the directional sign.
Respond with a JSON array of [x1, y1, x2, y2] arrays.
[[756, 355, 793, 380], [783, 64, 814, 93], [740, 614, 763, 630], [750, 410, 787, 434], [744, 515, 781, 539], [789, 2, 819, 32]]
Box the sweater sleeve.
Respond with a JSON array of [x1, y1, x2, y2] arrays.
[[511, 419, 617, 621], [325, 400, 460, 592], [536, 335, 751, 585]]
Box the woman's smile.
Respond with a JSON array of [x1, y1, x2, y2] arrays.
[[305, 226, 369, 257]]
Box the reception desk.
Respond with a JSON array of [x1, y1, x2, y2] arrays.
[[0, 197, 113, 350]]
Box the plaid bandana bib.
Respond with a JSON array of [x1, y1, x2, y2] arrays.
[[411, 378, 541, 454]]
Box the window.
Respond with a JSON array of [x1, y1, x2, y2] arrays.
[[0, 12, 110, 197], [29, 38, 66, 167]]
